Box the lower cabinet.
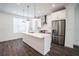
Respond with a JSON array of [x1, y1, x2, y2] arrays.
[[23, 33, 52, 55]]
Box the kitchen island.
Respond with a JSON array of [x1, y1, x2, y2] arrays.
[[22, 33, 52, 55]]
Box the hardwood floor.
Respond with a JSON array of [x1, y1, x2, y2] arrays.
[[49, 44, 79, 56], [0, 38, 79, 56]]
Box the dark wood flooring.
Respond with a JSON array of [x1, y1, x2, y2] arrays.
[[0, 38, 79, 56]]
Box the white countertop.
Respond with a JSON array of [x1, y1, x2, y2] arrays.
[[22, 32, 50, 38]]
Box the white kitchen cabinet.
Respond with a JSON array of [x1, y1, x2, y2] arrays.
[[51, 9, 66, 20], [23, 33, 52, 55]]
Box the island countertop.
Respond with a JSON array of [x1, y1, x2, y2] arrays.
[[22, 32, 52, 55], [21, 32, 51, 39]]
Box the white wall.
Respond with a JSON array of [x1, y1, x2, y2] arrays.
[[0, 12, 13, 41], [65, 3, 79, 48], [0, 12, 22, 42], [74, 4, 79, 46], [64, 3, 79, 48], [65, 4, 76, 48]]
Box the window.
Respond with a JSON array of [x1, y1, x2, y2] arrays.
[[13, 17, 30, 33]]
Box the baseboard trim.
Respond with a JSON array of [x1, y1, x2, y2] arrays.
[[0, 38, 23, 43], [73, 45, 79, 49]]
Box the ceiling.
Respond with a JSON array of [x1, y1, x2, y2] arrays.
[[0, 3, 66, 18]]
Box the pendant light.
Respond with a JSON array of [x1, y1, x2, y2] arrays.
[[22, 4, 25, 23], [27, 5, 30, 21], [23, 6, 25, 19], [22, 4, 30, 21], [34, 3, 36, 18]]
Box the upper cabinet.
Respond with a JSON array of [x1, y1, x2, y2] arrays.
[[51, 9, 66, 20]]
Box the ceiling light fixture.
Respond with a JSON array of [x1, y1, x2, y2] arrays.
[[32, 4, 38, 20], [34, 4, 37, 18], [22, 4, 25, 23], [26, 5, 30, 21], [16, 3, 21, 5], [52, 4, 55, 7]]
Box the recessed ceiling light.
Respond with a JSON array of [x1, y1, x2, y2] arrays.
[[52, 4, 55, 7], [16, 3, 21, 5]]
